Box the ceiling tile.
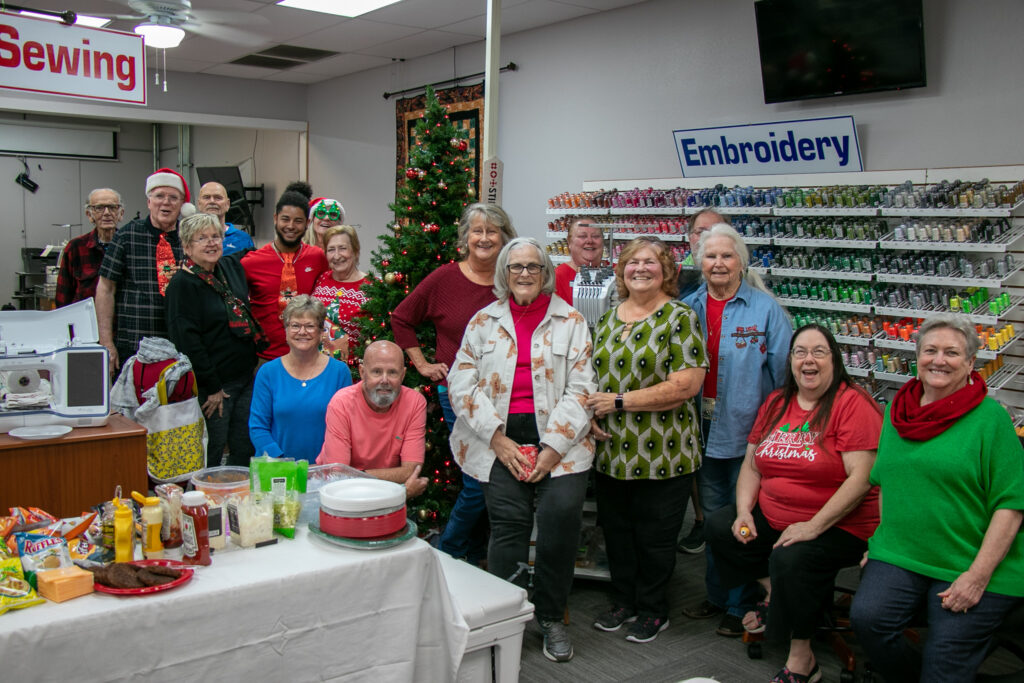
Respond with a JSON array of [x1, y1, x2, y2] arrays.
[[360, 0, 487, 30], [359, 29, 481, 60], [301, 18, 422, 53], [203, 63, 288, 79], [288, 52, 395, 76]]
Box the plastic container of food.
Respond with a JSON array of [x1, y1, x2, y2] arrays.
[[190, 466, 251, 502], [319, 479, 406, 539]]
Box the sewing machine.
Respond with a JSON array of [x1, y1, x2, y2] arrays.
[[0, 299, 109, 433]]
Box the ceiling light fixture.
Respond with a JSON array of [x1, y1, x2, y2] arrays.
[[134, 22, 186, 49], [19, 11, 111, 28], [277, 0, 401, 18]]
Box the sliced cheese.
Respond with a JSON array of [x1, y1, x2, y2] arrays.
[[36, 566, 95, 603]]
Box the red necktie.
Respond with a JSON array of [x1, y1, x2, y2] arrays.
[[156, 232, 175, 296], [278, 251, 297, 315]]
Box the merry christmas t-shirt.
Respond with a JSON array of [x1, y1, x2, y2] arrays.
[[747, 385, 882, 540]]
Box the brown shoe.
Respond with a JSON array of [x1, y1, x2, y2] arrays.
[[682, 600, 724, 619]]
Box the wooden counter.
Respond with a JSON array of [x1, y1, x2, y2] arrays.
[[0, 413, 148, 516]]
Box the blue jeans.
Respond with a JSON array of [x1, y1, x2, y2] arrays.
[[202, 374, 255, 468], [851, 559, 1020, 682], [699, 455, 758, 617], [436, 386, 488, 561]]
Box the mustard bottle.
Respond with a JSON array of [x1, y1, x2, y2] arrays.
[[112, 498, 134, 563], [132, 491, 164, 559]]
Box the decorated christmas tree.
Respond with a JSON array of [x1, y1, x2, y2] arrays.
[[354, 86, 473, 528]]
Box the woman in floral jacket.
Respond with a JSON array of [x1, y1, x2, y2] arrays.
[[448, 236, 596, 663]]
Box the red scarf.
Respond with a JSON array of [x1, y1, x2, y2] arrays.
[[889, 371, 987, 441]]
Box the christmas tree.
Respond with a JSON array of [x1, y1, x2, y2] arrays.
[[354, 86, 473, 528]]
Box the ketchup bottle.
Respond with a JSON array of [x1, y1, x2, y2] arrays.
[[180, 491, 212, 566]]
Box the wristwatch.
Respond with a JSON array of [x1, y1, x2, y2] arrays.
[[614, 393, 624, 411]]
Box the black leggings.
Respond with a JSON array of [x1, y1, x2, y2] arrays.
[[705, 504, 866, 642]]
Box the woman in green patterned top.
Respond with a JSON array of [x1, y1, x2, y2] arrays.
[[586, 237, 708, 644]]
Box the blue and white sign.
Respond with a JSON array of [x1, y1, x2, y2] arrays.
[[673, 116, 862, 178]]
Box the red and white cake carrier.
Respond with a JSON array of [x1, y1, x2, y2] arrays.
[[318, 479, 407, 539]]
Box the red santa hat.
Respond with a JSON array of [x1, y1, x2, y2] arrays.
[[146, 168, 196, 218], [308, 197, 345, 223]]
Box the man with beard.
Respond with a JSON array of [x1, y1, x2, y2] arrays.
[[96, 168, 193, 371], [242, 188, 328, 360], [197, 181, 254, 255], [317, 341, 428, 498], [55, 187, 125, 307]]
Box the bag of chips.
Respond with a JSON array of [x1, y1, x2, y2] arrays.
[[0, 556, 44, 615], [15, 533, 73, 589]]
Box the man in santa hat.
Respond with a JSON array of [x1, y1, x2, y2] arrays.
[[96, 167, 195, 372]]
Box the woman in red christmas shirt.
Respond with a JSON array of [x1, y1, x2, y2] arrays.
[[705, 323, 883, 683], [311, 225, 369, 365]]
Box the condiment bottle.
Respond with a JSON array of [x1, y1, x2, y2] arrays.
[[112, 497, 134, 563], [180, 491, 212, 566], [132, 491, 164, 559]]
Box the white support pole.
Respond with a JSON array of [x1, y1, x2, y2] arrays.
[[482, 0, 501, 163]]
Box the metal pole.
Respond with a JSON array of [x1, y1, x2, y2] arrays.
[[482, 0, 500, 163]]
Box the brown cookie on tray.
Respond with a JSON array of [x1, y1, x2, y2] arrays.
[[136, 568, 175, 587], [142, 564, 182, 578], [104, 562, 145, 588]]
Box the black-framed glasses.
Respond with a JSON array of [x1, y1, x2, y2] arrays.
[[88, 204, 122, 213], [791, 347, 830, 359], [507, 263, 543, 274]]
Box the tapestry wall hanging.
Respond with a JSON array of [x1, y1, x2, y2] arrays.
[[395, 84, 484, 198]]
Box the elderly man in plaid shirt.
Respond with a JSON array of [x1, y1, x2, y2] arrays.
[[96, 168, 195, 373], [54, 188, 124, 307]]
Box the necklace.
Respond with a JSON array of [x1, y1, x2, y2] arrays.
[[285, 355, 323, 387], [272, 242, 302, 263]]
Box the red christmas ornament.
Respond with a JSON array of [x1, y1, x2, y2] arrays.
[[405, 168, 417, 180], [458, 140, 469, 151]]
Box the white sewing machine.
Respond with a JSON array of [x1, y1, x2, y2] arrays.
[[0, 299, 109, 433]]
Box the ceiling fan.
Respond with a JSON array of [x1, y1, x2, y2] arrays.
[[102, 0, 269, 49]]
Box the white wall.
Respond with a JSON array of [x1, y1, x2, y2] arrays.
[[307, 0, 1024, 251], [0, 115, 154, 306]]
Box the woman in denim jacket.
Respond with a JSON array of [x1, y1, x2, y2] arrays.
[[682, 222, 793, 636]]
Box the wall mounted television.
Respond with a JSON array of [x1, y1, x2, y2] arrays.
[[754, 0, 926, 104]]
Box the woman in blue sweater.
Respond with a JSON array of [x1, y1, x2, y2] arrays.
[[249, 295, 351, 461]]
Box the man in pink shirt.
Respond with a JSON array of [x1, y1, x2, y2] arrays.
[[318, 341, 428, 498]]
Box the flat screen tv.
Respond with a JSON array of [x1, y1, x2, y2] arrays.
[[195, 166, 255, 230], [754, 0, 926, 104]]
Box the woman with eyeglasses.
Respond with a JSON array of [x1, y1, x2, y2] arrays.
[[312, 225, 369, 365], [304, 197, 346, 249], [391, 203, 517, 564], [448, 237, 595, 663], [167, 213, 265, 467], [704, 324, 883, 683], [249, 294, 352, 462]]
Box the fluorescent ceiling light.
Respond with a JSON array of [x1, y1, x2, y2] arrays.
[[134, 23, 186, 49], [277, 0, 401, 18], [19, 11, 111, 28]]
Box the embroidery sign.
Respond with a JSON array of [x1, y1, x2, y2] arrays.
[[673, 116, 862, 177]]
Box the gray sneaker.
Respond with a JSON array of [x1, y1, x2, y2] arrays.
[[539, 618, 574, 662]]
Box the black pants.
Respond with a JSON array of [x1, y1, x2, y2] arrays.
[[595, 472, 692, 619], [705, 504, 866, 642], [480, 413, 589, 621]]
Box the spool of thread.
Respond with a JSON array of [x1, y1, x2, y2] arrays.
[[739, 525, 751, 538], [5, 370, 41, 394]]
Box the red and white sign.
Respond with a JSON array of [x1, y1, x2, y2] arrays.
[[484, 156, 502, 206], [0, 12, 145, 105]]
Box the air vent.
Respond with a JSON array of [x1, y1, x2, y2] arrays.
[[231, 44, 339, 70]]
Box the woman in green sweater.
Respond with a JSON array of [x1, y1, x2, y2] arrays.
[[851, 313, 1024, 683]]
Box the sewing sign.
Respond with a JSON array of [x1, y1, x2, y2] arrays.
[[0, 11, 146, 104]]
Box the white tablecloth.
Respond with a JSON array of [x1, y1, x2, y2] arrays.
[[0, 528, 469, 682]]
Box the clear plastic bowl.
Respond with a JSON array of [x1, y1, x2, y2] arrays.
[[190, 466, 251, 502]]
